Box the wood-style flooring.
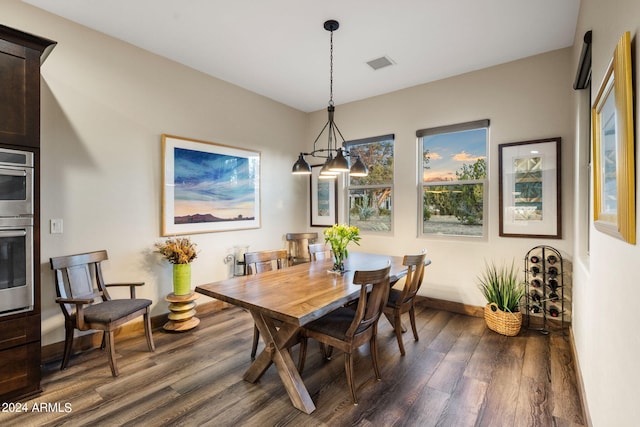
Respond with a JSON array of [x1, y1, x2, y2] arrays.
[[1, 301, 585, 426]]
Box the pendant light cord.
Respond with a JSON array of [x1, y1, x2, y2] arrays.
[[329, 29, 334, 107]]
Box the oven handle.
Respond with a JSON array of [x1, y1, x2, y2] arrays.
[[0, 230, 27, 237], [0, 167, 27, 177]]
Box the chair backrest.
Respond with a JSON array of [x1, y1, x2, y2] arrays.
[[50, 250, 110, 317], [395, 252, 428, 305], [244, 249, 289, 274], [308, 243, 332, 261], [347, 265, 391, 338], [285, 232, 318, 264]]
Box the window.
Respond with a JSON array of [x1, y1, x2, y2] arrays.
[[418, 120, 489, 238], [346, 134, 394, 232]]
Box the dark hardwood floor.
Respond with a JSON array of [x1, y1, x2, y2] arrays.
[[1, 301, 585, 426]]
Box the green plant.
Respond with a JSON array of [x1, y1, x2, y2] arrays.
[[478, 260, 524, 313]]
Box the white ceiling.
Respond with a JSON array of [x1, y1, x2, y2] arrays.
[[24, 0, 581, 112]]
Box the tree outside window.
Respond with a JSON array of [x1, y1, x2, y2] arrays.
[[419, 121, 488, 237], [347, 135, 394, 232]]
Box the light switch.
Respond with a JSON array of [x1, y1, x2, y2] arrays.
[[50, 218, 63, 234]]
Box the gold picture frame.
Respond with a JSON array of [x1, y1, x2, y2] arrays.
[[592, 31, 636, 244]]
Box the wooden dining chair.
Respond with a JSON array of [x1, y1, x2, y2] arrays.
[[308, 243, 332, 261], [50, 250, 155, 377], [297, 265, 391, 404], [285, 232, 318, 265], [383, 252, 428, 355], [244, 249, 289, 359]]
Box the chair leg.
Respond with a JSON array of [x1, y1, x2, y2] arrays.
[[409, 305, 419, 341], [393, 311, 406, 356], [319, 343, 334, 360], [251, 324, 260, 360], [104, 330, 119, 377], [61, 324, 74, 370], [144, 311, 155, 352], [344, 352, 358, 405], [370, 335, 382, 380], [298, 336, 308, 374]]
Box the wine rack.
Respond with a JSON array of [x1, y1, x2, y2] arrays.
[[524, 245, 565, 335]]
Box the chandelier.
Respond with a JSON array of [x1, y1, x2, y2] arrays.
[[291, 20, 368, 179]]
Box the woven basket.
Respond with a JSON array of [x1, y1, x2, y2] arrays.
[[484, 302, 522, 336]]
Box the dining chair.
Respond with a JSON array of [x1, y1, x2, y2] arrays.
[[244, 249, 289, 359], [285, 232, 318, 265], [50, 250, 155, 377], [383, 252, 428, 355], [297, 265, 391, 404], [308, 242, 332, 261]]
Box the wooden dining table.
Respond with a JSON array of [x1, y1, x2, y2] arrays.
[[195, 251, 418, 414]]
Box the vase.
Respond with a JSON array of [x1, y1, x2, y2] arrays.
[[173, 263, 192, 296], [332, 250, 347, 273]]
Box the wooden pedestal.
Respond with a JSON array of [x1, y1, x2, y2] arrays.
[[164, 292, 200, 332]]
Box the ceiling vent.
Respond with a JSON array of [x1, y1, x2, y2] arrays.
[[366, 55, 394, 70]]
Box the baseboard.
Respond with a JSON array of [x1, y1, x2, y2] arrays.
[[41, 299, 231, 365], [417, 296, 484, 318], [568, 326, 592, 427]]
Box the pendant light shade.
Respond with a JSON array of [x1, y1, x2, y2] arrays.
[[349, 155, 368, 177], [291, 20, 368, 178], [292, 153, 312, 175]]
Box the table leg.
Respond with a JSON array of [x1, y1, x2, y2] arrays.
[[243, 312, 316, 414]]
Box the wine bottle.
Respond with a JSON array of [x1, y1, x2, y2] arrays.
[[548, 306, 560, 317], [530, 305, 541, 313], [548, 266, 558, 278], [530, 255, 540, 263], [548, 278, 559, 291], [531, 266, 540, 276], [549, 291, 559, 302], [530, 291, 541, 303], [531, 278, 542, 288], [547, 254, 557, 265]]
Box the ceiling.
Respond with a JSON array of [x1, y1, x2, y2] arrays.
[[24, 0, 581, 113]]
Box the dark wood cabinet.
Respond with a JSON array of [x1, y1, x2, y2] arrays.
[[0, 24, 55, 402]]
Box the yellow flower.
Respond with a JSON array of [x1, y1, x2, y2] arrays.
[[324, 224, 361, 264]]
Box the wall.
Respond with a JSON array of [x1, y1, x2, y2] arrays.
[[306, 48, 575, 308], [571, 0, 640, 425], [1, 1, 309, 346]]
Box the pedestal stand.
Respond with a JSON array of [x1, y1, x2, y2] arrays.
[[164, 292, 200, 332]]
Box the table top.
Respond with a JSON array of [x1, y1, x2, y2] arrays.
[[195, 252, 413, 326]]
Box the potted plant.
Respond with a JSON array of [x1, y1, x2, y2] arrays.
[[478, 260, 525, 336], [155, 237, 198, 295], [323, 223, 361, 273]]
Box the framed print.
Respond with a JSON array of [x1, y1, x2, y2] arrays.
[[309, 164, 337, 227], [161, 134, 260, 236], [592, 31, 635, 244], [499, 137, 561, 238]]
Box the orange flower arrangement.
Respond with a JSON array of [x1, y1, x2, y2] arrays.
[[155, 237, 198, 264]]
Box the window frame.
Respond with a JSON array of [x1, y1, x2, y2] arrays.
[[417, 120, 489, 240], [345, 134, 395, 234]]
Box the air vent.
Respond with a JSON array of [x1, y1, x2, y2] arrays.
[[366, 56, 394, 70]]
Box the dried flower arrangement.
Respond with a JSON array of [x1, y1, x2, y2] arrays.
[[155, 237, 198, 264]]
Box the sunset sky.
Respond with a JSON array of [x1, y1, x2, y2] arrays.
[[422, 128, 487, 182]]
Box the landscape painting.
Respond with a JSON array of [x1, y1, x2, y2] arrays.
[[162, 134, 260, 235]]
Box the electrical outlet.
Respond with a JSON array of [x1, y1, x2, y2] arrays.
[[50, 218, 63, 234]]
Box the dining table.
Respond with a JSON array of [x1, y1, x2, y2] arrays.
[[195, 251, 424, 414]]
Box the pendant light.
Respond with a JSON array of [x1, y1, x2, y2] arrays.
[[291, 20, 368, 178]]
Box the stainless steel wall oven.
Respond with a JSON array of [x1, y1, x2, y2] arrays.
[[0, 147, 34, 316]]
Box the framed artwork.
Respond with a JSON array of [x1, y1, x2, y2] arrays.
[[161, 134, 260, 236], [309, 164, 337, 227], [499, 137, 561, 238], [592, 31, 635, 244]]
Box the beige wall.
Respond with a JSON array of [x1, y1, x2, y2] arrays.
[[571, 0, 640, 425], [306, 48, 574, 307]]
